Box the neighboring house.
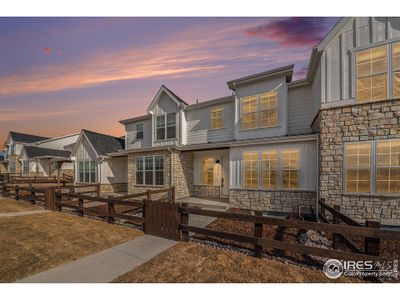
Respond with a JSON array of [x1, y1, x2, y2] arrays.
[[0, 151, 6, 173], [4, 132, 50, 174], [19, 133, 80, 177], [70, 130, 127, 193], [111, 17, 400, 226]]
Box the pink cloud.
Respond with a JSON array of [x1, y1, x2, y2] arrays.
[[246, 18, 331, 47], [41, 47, 53, 55]]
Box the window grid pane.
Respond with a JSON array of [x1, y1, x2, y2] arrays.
[[261, 151, 278, 189], [241, 95, 258, 129], [202, 158, 214, 185], [345, 143, 371, 193], [356, 45, 388, 102], [243, 152, 258, 188], [260, 91, 278, 128], [377, 140, 400, 193], [136, 123, 144, 140], [282, 150, 299, 189], [393, 43, 400, 97], [211, 108, 224, 129]]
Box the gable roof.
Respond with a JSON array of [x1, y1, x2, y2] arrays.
[[146, 85, 188, 113], [82, 130, 125, 156], [23, 146, 71, 159], [9, 131, 50, 144], [227, 64, 294, 90]]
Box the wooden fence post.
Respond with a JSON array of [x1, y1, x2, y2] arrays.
[[44, 189, 56, 210], [147, 190, 151, 202], [181, 203, 189, 242], [254, 211, 263, 258], [365, 221, 381, 256], [97, 184, 101, 197], [320, 198, 325, 217], [78, 198, 84, 217], [171, 186, 175, 203], [15, 185, 20, 200], [142, 200, 147, 232], [333, 205, 341, 249], [107, 196, 115, 224], [30, 190, 36, 205], [55, 193, 62, 211]]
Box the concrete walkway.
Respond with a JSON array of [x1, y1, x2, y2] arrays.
[[0, 210, 50, 218], [18, 235, 178, 283]]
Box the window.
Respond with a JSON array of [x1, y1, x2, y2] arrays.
[[282, 150, 299, 189], [243, 151, 259, 188], [136, 123, 144, 140], [167, 113, 176, 139], [260, 91, 278, 127], [136, 156, 164, 186], [156, 113, 176, 140], [393, 42, 400, 97], [78, 161, 96, 183], [145, 156, 154, 185], [345, 143, 371, 193], [377, 140, 400, 194], [156, 115, 165, 140], [135, 157, 144, 185], [9, 161, 16, 173], [23, 160, 29, 176], [241, 95, 258, 129], [261, 151, 278, 189], [202, 158, 214, 185], [211, 108, 223, 129], [10, 145, 15, 155], [356, 45, 388, 102]]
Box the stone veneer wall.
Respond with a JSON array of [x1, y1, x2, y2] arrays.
[[318, 99, 400, 226], [0, 163, 7, 173], [193, 185, 220, 199], [127, 149, 193, 199], [229, 189, 316, 213]]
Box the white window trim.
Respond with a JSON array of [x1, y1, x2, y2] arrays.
[[135, 155, 164, 186], [76, 159, 98, 184], [155, 113, 177, 141], [343, 139, 400, 196], [136, 123, 144, 140]]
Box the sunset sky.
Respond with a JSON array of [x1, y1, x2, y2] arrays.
[[0, 17, 339, 147]]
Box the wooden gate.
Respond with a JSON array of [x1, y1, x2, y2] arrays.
[[143, 200, 181, 241]]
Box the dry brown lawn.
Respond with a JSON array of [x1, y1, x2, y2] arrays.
[[113, 242, 361, 283], [0, 197, 40, 213], [0, 211, 143, 282]]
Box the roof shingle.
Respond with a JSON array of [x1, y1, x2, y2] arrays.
[[23, 146, 71, 159], [10, 131, 50, 143], [82, 130, 124, 156]]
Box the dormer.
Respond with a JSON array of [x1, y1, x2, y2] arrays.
[[227, 65, 293, 141], [146, 85, 188, 147]]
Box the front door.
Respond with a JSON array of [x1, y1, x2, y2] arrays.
[[221, 155, 229, 197]]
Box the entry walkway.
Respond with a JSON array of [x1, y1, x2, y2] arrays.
[[18, 235, 178, 283]]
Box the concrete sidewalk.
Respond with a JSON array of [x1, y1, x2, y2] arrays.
[[18, 235, 178, 283]]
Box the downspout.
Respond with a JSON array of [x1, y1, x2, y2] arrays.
[[168, 147, 173, 189], [316, 134, 320, 221], [98, 156, 105, 184]]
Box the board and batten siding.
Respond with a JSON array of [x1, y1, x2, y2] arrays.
[[125, 118, 152, 149], [287, 85, 313, 135], [229, 140, 317, 191], [186, 101, 235, 145], [318, 17, 400, 107], [99, 157, 127, 184]]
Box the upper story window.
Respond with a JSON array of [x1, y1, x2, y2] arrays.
[[356, 45, 388, 103], [211, 107, 223, 129], [156, 113, 176, 141], [240, 91, 278, 130], [136, 123, 144, 140], [393, 42, 400, 97], [10, 144, 15, 155]]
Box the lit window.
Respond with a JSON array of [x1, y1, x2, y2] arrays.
[[377, 140, 400, 194], [136, 123, 144, 140], [356, 45, 388, 102], [202, 158, 214, 185], [345, 143, 371, 193], [282, 150, 299, 189], [241, 95, 258, 129], [260, 91, 278, 127], [211, 108, 224, 129], [243, 151, 258, 188], [261, 151, 278, 189], [393, 42, 400, 97]]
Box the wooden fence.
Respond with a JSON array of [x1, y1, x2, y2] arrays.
[[179, 205, 400, 261]]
